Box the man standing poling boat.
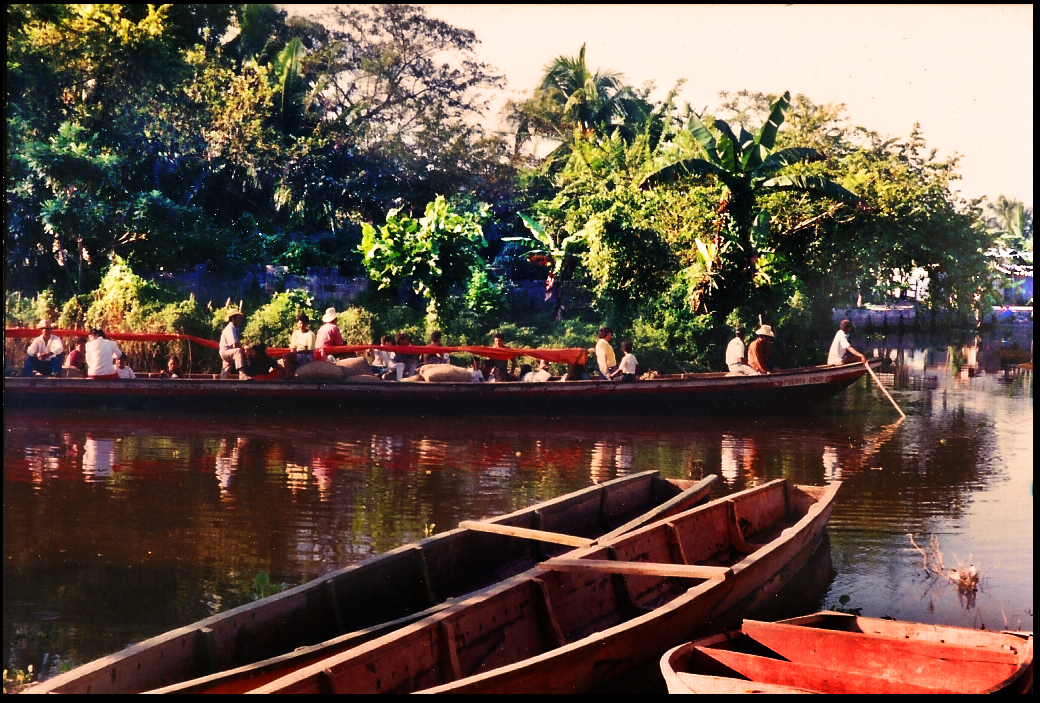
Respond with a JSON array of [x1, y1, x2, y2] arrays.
[[219, 309, 247, 379]]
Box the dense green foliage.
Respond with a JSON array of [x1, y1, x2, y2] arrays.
[[6, 7, 1031, 374]]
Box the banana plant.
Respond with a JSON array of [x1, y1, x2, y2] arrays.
[[640, 91, 860, 308]]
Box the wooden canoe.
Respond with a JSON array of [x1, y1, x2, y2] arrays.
[[4, 361, 879, 415], [25, 471, 716, 694], [248, 479, 840, 694], [660, 611, 1034, 694]]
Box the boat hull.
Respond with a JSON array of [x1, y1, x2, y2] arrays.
[[251, 480, 840, 694], [661, 612, 1034, 694], [25, 471, 714, 694], [4, 363, 876, 415]]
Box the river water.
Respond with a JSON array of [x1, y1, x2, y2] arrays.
[[3, 332, 1032, 688]]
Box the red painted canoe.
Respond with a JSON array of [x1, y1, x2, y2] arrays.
[[661, 611, 1034, 694]]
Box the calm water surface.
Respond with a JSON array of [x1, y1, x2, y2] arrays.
[[3, 334, 1032, 686]]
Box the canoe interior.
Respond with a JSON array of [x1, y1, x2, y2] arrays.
[[254, 480, 832, 694], [27, 471, 708, 694], [3, 362, 876, 415], [664, 613, 1034, 694]]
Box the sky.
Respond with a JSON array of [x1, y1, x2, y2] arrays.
[[292, 5, 1033, 208]]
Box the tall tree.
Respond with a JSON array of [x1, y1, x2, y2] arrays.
[[509, 43, 650, 167]]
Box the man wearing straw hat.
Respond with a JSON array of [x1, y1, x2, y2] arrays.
[[219, 309, 248, 379], [314, 307, 345, 361], [23, 319, 64, 376], [748, 325, 780, 374]]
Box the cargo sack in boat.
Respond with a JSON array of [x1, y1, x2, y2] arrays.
[[335, 357, 374, 377], [420, 364, 474, 383], [294, 360, 344, 380]]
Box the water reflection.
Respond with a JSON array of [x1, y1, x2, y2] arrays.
[[3, 334, 1032, 684]]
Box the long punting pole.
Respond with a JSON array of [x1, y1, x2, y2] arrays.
[[864, 360, 906, 420]]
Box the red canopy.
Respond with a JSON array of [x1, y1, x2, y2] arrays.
[[5, 329, 588, 366]]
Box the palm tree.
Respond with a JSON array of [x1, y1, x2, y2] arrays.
[[511, 44, 648, 164]]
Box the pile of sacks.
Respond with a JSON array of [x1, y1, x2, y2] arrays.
[[293, 358, 478, 383], [293, 358, 382, 382]]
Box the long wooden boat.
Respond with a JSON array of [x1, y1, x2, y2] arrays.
[[25, 471, 716, 694], [4, 361, 879, 415], [660, 612, 1034, 693], [248, 478, 840, 694]]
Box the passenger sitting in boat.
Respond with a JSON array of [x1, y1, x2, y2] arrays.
[[372, 335, 405, 380], [489, 332, 518, 381], [160, 355, 182, 379], [424, 330, 449, 365], [523, 359, 553, 382], [23, 319, 64, 377], [518, 363, 534, 381], [469, 356, 487, 382], [290, 312, 316, 366], [827, 319, 866, 366], [85, 328, 123, 380], [564, 362, 588, 381], [219, 309, 247, 379], [748, 325, 780, 374], [726, 325, 759, 376], [115, 354, 136, 379], [595, 327, 617, 380], [391, 333, 418, 378], [63, 337, 87, 377], [315, 307, 345, 361], [610, 341, 638, 381], [241, 343, 283, 380]]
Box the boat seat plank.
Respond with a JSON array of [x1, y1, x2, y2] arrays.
[[458, 521, 595, 548], [537, 559, 730, 580], [742, 619, 1025, 673], [596, 475, 717, 544]]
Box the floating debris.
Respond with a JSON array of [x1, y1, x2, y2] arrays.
[[908, 533, 980, 596]]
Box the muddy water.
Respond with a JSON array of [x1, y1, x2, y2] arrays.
[[3, 333, 1032, 687]]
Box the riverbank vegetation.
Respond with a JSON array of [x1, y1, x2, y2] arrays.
[[6, 5, 1032, 373]]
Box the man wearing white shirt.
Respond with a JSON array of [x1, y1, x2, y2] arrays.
[[23, 319, 64, 376], [85, 328, 123, 379], [219, 309, 248, 379], [828, 319, 866, 366], [725, 325, 759, 375]]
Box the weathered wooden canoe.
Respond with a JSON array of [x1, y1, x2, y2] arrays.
[[25, 471, 715, 694], [660, 612, 1034, 694], [4, 361, 880, 415], [249, 478, 840, 694]]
